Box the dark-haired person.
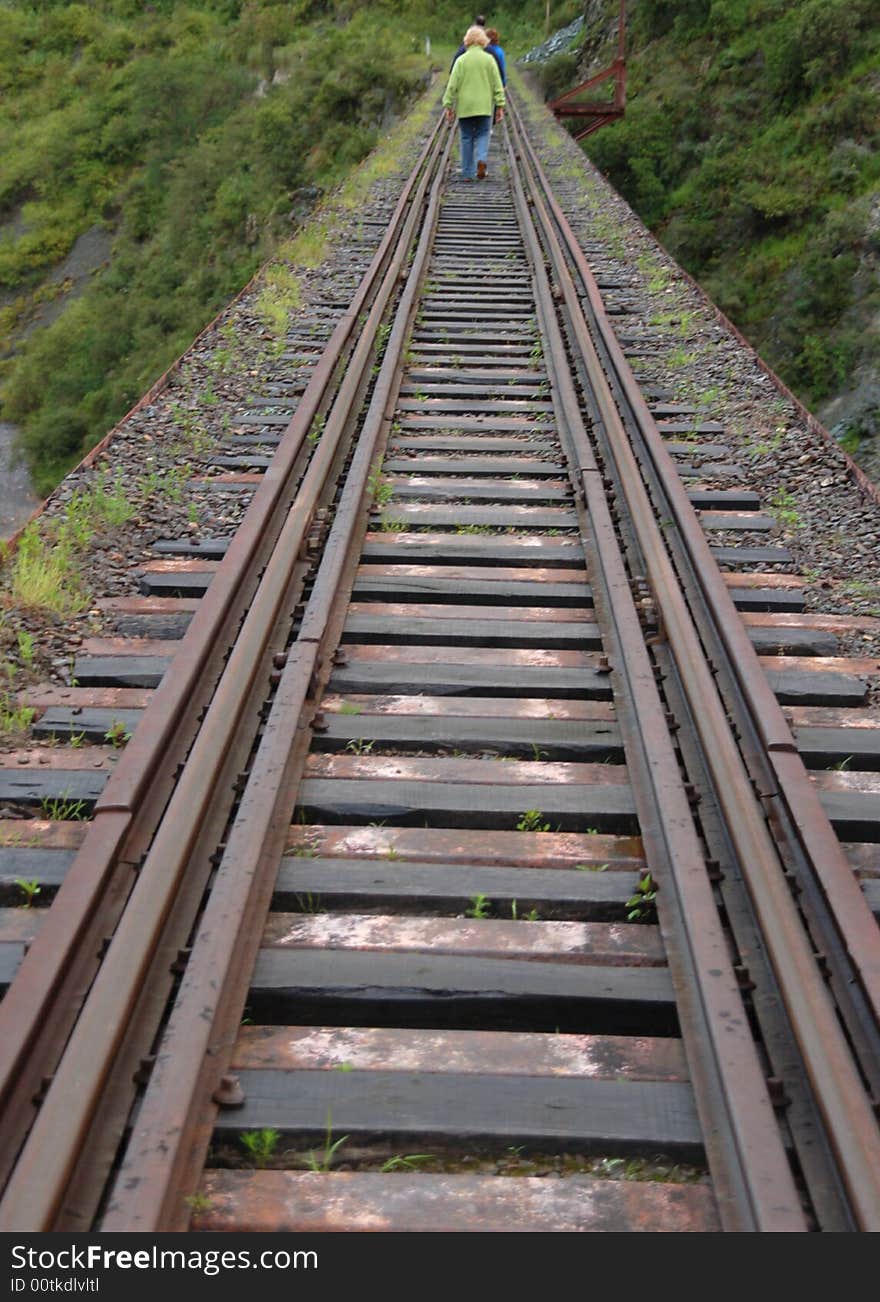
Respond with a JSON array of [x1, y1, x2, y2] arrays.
[[443, 25, 505, 181], [451, 15, 505, 83]]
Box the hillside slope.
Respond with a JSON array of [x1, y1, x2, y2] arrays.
[[0, 0, 437, 492], [532, 0, 879, 474]]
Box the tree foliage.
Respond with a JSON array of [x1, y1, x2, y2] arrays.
[[588, 0, 879, 409]]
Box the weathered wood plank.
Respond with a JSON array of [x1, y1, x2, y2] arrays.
[[250, 949, 677, 1033], [195, 1171, 718, 1233], [216, 1067, 699, 1153], [263, 913, 663, 965], [285, 823, 642, 867], [296, 777, 636, 830], [274, 859, 640, 920], [232, 1025, 688, 1080], [71, 656, 170, 688], [311, 713, 622, 760], [328, 662, 612, 698]]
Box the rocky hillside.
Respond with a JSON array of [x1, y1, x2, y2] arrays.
[[528, 0, 879, 477]]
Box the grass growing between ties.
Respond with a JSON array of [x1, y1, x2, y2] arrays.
[[240, 1129, 281, 1170], [367, 459, 394, 509], [465, 893, 492, 919], [104, 720, 132, 748], [0, 461, 143, 624], [626, 873, 658, 924], [39, 793, 89, 822], [516, 809, 551, 833], [3, 523, 88, 618], [0, 657, 36, 743], [769, 488, 801, 530], [306, 1112, 349, 1173], [14, 878, 41, 908]]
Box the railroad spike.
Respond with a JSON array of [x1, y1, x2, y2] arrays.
[[706, 859, 724, 883], [212, 1074, 246, 1109], [311, 711, 329, 732], [170, 947, 192, 975], [32, 1075, 54, 1107], [766, 1077, 791, 1110], [133, 1055, 157, 1087]]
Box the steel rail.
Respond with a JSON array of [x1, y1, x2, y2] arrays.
[[506, 97, 880, 1230], [501, 113, 805, 1231], [0, 119, 449, 1233], [99, 123, 455, 1233]]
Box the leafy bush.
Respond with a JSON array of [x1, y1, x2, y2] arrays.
[[587, 0, 879, 409]]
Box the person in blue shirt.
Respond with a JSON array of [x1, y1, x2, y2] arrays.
[[485, 27, 506, 85]]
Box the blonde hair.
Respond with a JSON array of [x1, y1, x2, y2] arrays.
[[464, 25, 489, 46]]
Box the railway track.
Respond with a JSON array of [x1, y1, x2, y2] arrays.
[[1, 86, 879, 1234]]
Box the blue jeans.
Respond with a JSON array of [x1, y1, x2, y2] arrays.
[[458, 115, 491, 179]]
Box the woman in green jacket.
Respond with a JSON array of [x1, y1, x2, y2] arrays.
[[442, 26, 505, 181]]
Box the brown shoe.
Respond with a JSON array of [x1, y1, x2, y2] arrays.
[[477, 161, 487, 180]]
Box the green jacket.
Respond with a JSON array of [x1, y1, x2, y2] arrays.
[[442, 45, 505, 119]]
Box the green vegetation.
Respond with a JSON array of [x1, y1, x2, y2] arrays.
[[465, 893, 492, 919], [0, 1, 437, 493], [579, 0, 879, 430], [380, 1153, 434, 1171], [510, 899, 539, 921], [5, 522, 88, 616], [515, 808, 551, 833], [104, 719, 132, 747], [183, 1192, 213, 1214], [305, 1111, 348, 1172], [0, 463, 147, 619], [769, 487, 801, 530], [625, 871, 658, 923], [14, 877, 41, 908], [0, 655, 35, 740], [240, 1127, 280, 1168], [39, 792, 89, 821]]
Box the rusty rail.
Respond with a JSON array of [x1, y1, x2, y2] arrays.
[[500, 115, 805, 1231]]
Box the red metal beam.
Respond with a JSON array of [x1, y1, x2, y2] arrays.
[[548, 0, 626, 139]]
